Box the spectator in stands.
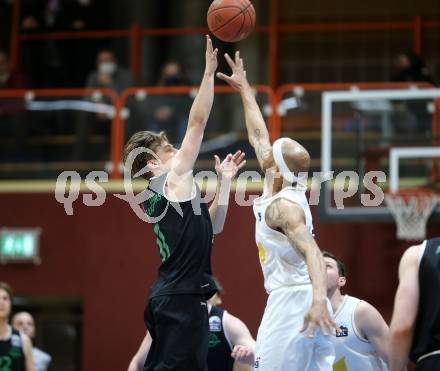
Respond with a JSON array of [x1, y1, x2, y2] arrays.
[[0, 50, 28, 161], [73, 49, 133, 160], [85, 49, 133, 93], [391, 51, 436, 85], [157, 61, 184, 87], [390, 51, 435, 134], [13, 312, 52, 371], [0, 282, 35, 371], [148, 61, 191, 144]]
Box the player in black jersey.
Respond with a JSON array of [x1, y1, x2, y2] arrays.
[[0, 282, 35, 371], [128, 282, 256, 371], [206, 288, 255, 371], [389, 237, 440, 371], [123, 36, 246, 371]]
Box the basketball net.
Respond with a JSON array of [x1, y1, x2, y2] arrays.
[[385, 190, 439, 241]]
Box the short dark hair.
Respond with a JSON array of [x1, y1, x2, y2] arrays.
[[0, 282, 13, 302], [123, 131, 168, 180], [323, 251, 347, 277]]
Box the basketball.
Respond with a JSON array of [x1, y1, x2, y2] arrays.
[[207, 0, 256, 43]]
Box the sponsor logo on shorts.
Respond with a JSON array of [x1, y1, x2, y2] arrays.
[[209, 316, 222, 332], [336, 325, 348, 337]]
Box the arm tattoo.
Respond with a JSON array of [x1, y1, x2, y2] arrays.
[[266, 199, 289, 232], [254, 128, 262, 140], [253, 129, 273, 168], [267, 200, 316, 259], [293, 229, 315, 245], [266, 198, 281, 224], [285, 228, 316, 259], [254, 129, 264, 158]]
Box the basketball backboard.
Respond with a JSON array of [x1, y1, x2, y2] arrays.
[[317, 88, 440, 222]]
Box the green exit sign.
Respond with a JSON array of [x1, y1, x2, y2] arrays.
[[0, 229, 41, 264]]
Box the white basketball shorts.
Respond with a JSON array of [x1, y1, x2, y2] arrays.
[[254, 284, 335, 371]]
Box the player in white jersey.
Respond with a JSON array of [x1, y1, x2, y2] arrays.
[[217, 52, 336, 371], [324, 252, 389, 371]]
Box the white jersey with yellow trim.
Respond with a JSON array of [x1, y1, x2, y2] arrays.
[[331, 295, 388, 371], [253, 185, 313, 294]]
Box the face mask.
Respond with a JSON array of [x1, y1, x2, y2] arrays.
[[164, 75, 181, 86], [98, 62, 116, 75]]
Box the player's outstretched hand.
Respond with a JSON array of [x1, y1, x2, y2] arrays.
[[300, 301, 337, 338], [231, 344, 254, 365], [205, 35, 218, 76], [214, 150, 246, 180], [216, 51, 250, 91]]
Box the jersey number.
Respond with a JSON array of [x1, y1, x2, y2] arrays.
[[153, 224, 170, 262], [333, 357, 348, 371], [257, 242, 267, 265], [0, 356, 12, 371]]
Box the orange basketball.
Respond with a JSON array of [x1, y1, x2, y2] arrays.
[[207, 0, 256, 43]]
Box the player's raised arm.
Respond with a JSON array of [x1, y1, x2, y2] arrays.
[[217, 52, 274, 171], [389, 245, 420, 371], [265, 198, 336, 337], [167, 35, 218, 198], [209, 150, 246, 234]]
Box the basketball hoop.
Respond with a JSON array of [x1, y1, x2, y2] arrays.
[[385, 189, 440, 241]]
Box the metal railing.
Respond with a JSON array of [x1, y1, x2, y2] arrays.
[[8, 0, 440, 88], [1, 82, 438, 179]]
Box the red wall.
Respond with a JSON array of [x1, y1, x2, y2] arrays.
[[0, 192, 438, 371]]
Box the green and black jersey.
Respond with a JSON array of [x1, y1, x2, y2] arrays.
[[144, 173, 216, 299], [410, 237, 440, 363], [0, 328, 26, 371], [208, 306, 234, 371]]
